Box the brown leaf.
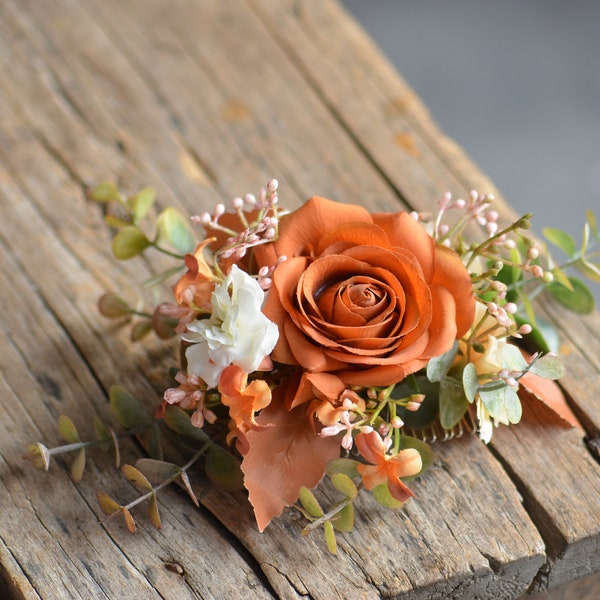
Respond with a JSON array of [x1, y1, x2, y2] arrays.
[[519, 371, 582, 429], [241, 387, 341, 531]]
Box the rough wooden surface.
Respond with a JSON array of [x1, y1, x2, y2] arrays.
[[0, 1, 598, 598]]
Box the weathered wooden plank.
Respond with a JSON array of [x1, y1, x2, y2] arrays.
[[0, 0, 597, 598], [247, 0, 600, 587]]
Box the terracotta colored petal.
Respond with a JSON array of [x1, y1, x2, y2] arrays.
[[431, 244, 475, 337], [421, 284, 458, 358], [283, 319, 345, 372], [387, 477, 416, 503], [273, 196, 372, 260], [389, 448, 423, 477], [289, 371, 346, 410], [354, 430, 386, 465], [338, 356, 429, 387], [316, 222, 391, 255], [372, 212, 435, 281], [356, 463, 387, 490]]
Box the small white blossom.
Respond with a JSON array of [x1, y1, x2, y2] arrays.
[[183, 265, 279, 387]]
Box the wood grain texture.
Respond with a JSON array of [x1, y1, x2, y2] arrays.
[[0, 0, 598, 598]]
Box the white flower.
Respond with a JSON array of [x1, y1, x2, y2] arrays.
[[183, 265, 279, 387]]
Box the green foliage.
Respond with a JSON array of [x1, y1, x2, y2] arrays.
[[109, 386, 153, 429], [156, 206, 196, 255], [547, 277, 595, 314], [372, 482, 404, 509], [97, 292, 132, 318], [438, 377, 468, 430], [426, 342, 458, 383], [478, 384, 522, 424], [205, 445, 244, 492], [299, 487, 324, 518], [112, 226, 151, 259]]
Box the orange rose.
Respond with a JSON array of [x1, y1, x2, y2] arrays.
[[256, 196, 475, 387]]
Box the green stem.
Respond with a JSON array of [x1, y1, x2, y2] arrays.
[[301, 483, 364, 535]]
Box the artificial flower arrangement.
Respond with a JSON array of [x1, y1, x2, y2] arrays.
[[25, 179, 598, 553]]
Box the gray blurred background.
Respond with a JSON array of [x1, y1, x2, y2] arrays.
[[342, 0, 600, 303]]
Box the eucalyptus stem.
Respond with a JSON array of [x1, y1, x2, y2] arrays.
[[301, 483, 364, 535]]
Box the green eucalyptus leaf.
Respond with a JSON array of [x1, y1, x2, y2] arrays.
[[70, 448, 86, 483], [96, 491, 122, 517], [543, 227, 577, 257], [528, 354, 566, 380], [112, 226, 151, 259], [98, 292, 131, 318], [299, 487, 324, 518], [502, 344, 529, 372], [121, 464, 153, 492], [479, 384, 522, 424], [148, 494, 161, 530], [516, 314, 560, 354], [438, 377, 468, 430], [551, 267, 574, 292], [135, 458, 181, 485], [333, 504, 354, 533], [91, 182, 120, 203], [330, 473, 358, 499], [163, 405, 210, 444], [586, 210, 597, 236], [205, 445, 244, 492], [58, 415, 80, 444], [575, 260, 600, 283], [127, 187, 155, 224], [155, 207, 196, 254], [462, 363, 479, 404], [325, 458, 359, 479], [547, 277, 595, 314], [109, 385, 153, 429], [103, 215, 131, 229], [426, 342, 459, 383], [323, 520, 337, 554], [372, 482, 404, 509], [130, 320, 153, 341]]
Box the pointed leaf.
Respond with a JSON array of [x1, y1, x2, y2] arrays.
[[547, 277, 595, 314], [96, 491, 122, 517], [23, 443, 51, 471], [93, 417, 113, 449], [109, 385, 153, 429], [98, 293, 131, 318], [575, 260, 600, 283], [325, 458, 359, 479], [332, 503, 354, 533], [438, 377, 468, 430], [462, 363, 479, 403], [323, 520, 337, 554], [298, 487, 324, 518], [426, 341, 458, 382], [543, 227, 577, 257], [528, 354, 566, 380], [58, 415, 80, 444], [179, 471, 200, 507], [164, 405, 210, 444], [91, 182, 120, 203], [135, 458, 181, 485], [330, 473, 357, 499], [122, 464, 153, 491], [155, 207, 195, 254], [550, 267, 574, 292], [103, 215, 131, 229], [148, 494, 162, 530], [242, 392, 341, 532], [127, 187, 155, 224], [130, 320, 153, 341], [112, 226, 151, 260], [122, 507, 137, 533], [479, 385, 522, 424], [205, 445, 244, 492], [586, 210, 597, 236], [70, 448, 86, 483], [519, 372, 582, 429], [502, 344, 529, 372]]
